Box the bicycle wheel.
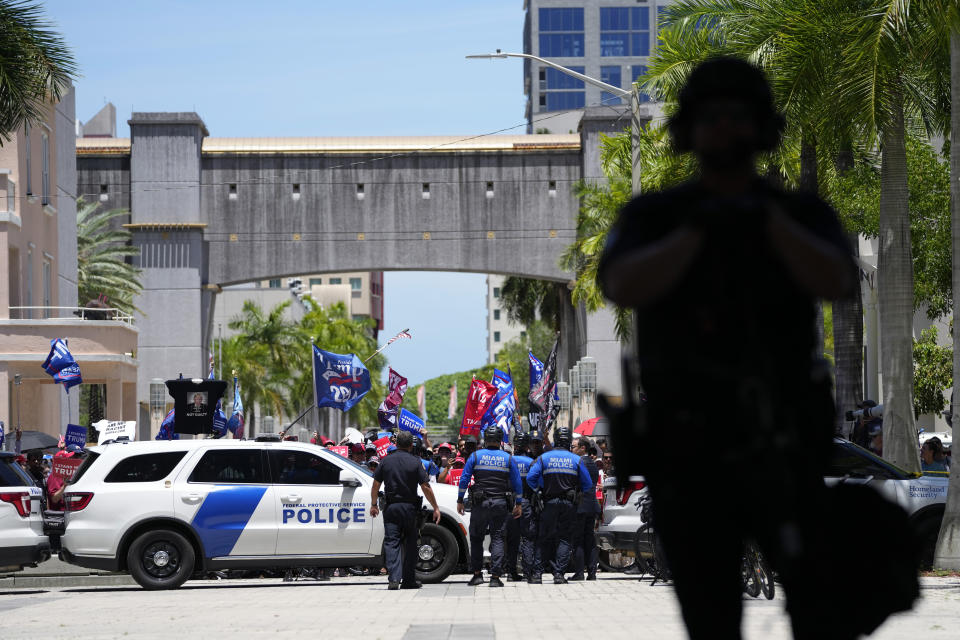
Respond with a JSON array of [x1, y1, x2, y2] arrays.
[[741, 554, 761, 598], [753, 547, 775, 600]]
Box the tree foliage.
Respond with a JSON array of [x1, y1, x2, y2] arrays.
[[913, 326, 952, 419], [219, 299, 385, 433], [0, 0, 77, 141], [76, 199, 143, 316]]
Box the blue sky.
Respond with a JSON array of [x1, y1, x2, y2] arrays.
[[47, 0, 527, 385]]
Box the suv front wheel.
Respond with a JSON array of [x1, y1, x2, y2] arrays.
[[126, 529, 195, 590]]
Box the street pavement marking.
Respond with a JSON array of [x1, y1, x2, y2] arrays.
[[403, 624, 495, 640]]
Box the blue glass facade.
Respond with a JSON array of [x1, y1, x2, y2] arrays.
[[546, 66, 585, 89], [546, 92, 586, 111], [632, 65, 652, 103], [600, 65, 622, 104], [600, 6, 651, 56], [538, 7, 585, 57]]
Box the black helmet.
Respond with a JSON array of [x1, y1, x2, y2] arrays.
[[514, 432, 530, 450], [529, 430, 544, 442], [483, 426, 503, 445], [554, 426, 573, 448]]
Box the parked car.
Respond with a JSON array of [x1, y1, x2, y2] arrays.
[[0, 452, 51, 572], [597, 438, 949, 571], [60, 439, 469, 589]]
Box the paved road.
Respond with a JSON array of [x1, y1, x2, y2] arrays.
[[1, 574, 958, 639]]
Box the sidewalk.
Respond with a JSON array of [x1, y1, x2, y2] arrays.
[[1, 573, 958, 639]]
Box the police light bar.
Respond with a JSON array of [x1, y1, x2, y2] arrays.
[[255, 434, 282, 442]]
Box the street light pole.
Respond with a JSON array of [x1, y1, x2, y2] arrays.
[[467, 50, 644, 195]]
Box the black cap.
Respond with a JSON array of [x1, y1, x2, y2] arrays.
[[464, 434, 479, 444], [529, 430, 544, 442]]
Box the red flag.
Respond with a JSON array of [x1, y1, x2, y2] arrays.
[[378, 368, 408, 430], [459, 378, 497, 438]]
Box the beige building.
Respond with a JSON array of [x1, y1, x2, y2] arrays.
[[261, 271, 384, 334], [0, 89, 138, 446], [486, 274, 527, 363]]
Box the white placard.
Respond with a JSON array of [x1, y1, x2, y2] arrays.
[[95, 420, 137, 444]]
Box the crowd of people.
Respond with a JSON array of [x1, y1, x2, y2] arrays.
[[7, 425, 82, 512], [305, 424, 613, 584], [848, 400, 952, 472]]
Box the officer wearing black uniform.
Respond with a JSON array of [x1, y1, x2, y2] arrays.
[[370, 430, 441, 590], [526, 425, 594, 584], [505, 432, 536, 581], [457, 426, 523, 587]]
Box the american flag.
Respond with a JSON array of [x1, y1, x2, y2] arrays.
[[386, 329, 412, 345]]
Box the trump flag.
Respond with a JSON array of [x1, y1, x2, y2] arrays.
[[313, 346, 371, 412]]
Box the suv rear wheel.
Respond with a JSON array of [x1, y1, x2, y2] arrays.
[[126, 529, 195, 590]]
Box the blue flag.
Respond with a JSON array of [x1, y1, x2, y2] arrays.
[[398, 408, 426, 439], [226, 377, 245, 438], [155, 409, 180, 440], [313, 346, 371, 412], [208, 361, 228, 438], [481, 369, 515, 443], [529, 351, 559, 402], [42, 338, 82, 392]]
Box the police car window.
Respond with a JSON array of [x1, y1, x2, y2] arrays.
[[268, 450, 341, 485], [0, 456, 35, 487], [68, 451, 99, 485], [104, 452, 186, 483], [189, 450, 267, 484], [827, 443, 898, 480]]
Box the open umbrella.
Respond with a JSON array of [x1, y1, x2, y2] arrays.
[[574, 417, 611, 438], [16, 430, 60, 451]]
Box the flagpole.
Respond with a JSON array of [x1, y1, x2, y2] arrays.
[[364, 328, 410, 363]]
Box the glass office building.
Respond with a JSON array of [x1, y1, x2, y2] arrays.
[[523, 1, 668, 133]]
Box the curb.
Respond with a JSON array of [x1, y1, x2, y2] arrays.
[[0, 574, 136, 589]]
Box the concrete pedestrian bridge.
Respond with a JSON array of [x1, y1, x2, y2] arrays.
[[76, 110, 632, 409]]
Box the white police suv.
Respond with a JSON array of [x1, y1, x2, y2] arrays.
[[60, 439, 469, 589], [0, 452, 50, 572]]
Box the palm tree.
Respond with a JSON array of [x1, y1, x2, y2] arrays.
[[934, 1, 960, 571], [222, 300, 301, 433], [76, 199, 143, 316], [0, 0, 76, 140]]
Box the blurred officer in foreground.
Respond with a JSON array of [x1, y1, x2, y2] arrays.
[[505, 432, 536, 581], [458, 426, 523, 587], [526, 426, 594, 584], [370, 430, 441, 590], [597, 56, 918, 639]]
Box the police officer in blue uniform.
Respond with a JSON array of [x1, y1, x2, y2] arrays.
[[370, 431, 441, 590], [525, 425, 594, 584], [504, 431, 535, 581], [457, 426, 523, 587]]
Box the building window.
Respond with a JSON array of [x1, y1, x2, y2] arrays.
[[538, 8, 584, 57], [100, 184, 109, 202], [632, 65, 653, 102], [600, 66, 623, 105], [351, 314, 365, 323], [309, 278, 322, 287], [350, 277, 362, 290], [292, 184, 300, 201], [329, 277, 342, 285], [6, 180, 14, 212], [494, 309, 501, 320], [548, 180, 557, 196], [545, 92, 586, 111], [42, 259, 51, 317], [493, 287, 500, 298], [41, 132, 49, 205], [600, 7, 651, 57], [25, 123, 31, 195], [356, 184, 365, 200], [268, 279, 281, 288], [422, 183, 430, 199], [494, 331, 501, 343], [228, 183, 238, 200]]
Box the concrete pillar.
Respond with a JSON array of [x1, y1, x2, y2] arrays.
[[106, 379, 122, 421], [122, 382, 136, 422]]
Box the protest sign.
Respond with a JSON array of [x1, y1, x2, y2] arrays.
[[374, 436, 392, 459], [51, 457, 83, 480], [330, 445, 349, 458], [95, 420, 137, 444], [398, 409, 426, 439], [447, 469, 464, 486], [65, 424, 87, 448]]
